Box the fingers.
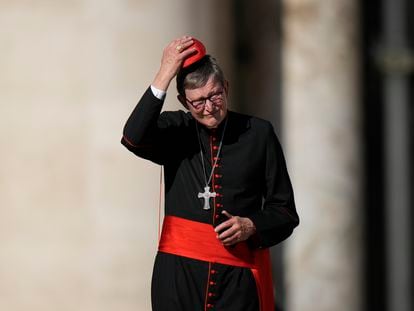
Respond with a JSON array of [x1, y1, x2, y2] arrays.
[[221, 226, 244, 246], [214, 212, 256, 246], [217, 221, 239, 240], [214, 211, 233, 233], [221, 210, 233, 219], [221, 234, 241, 246], [168, 36, 194, 56], [173, 36, 194, 52], [163, 36, 197, 67], [153, 36, 195, 90], [172, 39, 196, 61], [214, 211, 242, 246]]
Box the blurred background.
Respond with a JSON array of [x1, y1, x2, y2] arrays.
[[0, 0, 412, 310]]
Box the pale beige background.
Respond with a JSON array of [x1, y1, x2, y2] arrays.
[[1, 1, 367, 311], [0, 1, 233, 310]]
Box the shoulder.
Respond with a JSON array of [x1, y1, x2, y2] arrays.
[[159, 110, 193, 128], [228, 111, 275, 134]]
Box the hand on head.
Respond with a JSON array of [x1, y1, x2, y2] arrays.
[[152, 36, 196, 91]]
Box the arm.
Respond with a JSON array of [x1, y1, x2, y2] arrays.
[[121, 87, 166, 163], [121, 36, 196, 163], [152, 35, 195, 92], [214, 123, 299, 248], [248, 124, 299, 248]]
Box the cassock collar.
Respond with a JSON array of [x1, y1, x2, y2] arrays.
[[187, 110, 252, 141], [193, 112, 229, 137]]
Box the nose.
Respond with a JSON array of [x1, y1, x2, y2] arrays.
[[204, 99, 215, 112]]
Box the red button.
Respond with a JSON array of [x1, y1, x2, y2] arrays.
[[214, 174, 222, 178], [213, 146, 219, 150]]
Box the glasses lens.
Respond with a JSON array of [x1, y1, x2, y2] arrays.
[[209, 92, 223, 103], [191, 100, 204, 109], [187, 90, 224, 110]]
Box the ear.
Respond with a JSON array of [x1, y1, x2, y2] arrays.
[[177, 94, 189, 109], [223, 80, 230, 96]]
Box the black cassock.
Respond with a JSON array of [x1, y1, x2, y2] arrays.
[[121, 87, 299, 311]]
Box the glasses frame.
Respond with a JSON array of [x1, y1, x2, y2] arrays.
[[185, 89, 225, 110]]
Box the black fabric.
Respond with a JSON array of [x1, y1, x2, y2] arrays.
[[151, 253, 259, 311], [122, 87, 299, 310]]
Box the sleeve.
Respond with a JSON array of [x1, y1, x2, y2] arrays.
[[150, 85, 167, 100], [121, 86, 169, 165], [248, 123, 299, 248]]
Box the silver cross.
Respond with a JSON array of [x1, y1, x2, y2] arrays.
[[198, 186, 217, 210]]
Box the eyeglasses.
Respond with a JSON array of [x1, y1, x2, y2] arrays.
[[185, 89, 225, 110]]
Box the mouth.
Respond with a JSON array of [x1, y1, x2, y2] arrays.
[[203, 113, 216, 117], [202, 109, 220, 117]]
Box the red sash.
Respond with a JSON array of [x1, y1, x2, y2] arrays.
[[158, 216, 275, 311]]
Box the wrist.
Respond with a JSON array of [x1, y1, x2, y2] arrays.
[[244, 217, 256, 236], [150, 85, 167, 100], [152, 69, 175, 92]]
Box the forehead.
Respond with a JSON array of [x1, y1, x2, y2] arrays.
[[184, 76, 222, 98]]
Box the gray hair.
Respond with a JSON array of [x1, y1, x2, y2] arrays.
[[176, 55, 225, 96]]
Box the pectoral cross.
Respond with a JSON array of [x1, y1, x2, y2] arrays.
[[198, 186, 216, 210]]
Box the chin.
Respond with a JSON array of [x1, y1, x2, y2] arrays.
[[193, 110, 227, 128], [201, 116, 222, 128], [205, 122, 220, 129]]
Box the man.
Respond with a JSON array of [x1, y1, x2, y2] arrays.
[[121, 36, 299, 311]]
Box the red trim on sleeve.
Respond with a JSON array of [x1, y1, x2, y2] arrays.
[[122, 135, 152, 148]]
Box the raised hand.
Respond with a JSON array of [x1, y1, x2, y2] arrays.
[[152, 36, 196, 91]]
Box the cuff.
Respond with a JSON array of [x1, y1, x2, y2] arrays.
[[150, 85, 167, 100]]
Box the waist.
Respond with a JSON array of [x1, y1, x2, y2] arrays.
[[158, 216, 257, 268]]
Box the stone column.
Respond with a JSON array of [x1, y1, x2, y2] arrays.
[[381, 1, 413, 310], [282, 1, 363, 311], [0, 1, 233, 311]]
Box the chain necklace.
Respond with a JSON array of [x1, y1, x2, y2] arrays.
[[195, 117, 228, 210]]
